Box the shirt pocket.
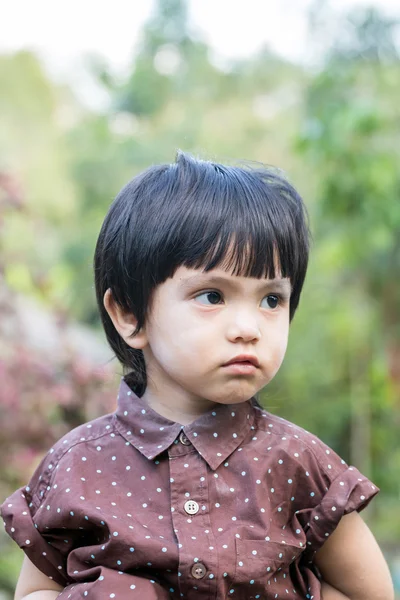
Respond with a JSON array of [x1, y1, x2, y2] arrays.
[[234, 538, 303, 583]]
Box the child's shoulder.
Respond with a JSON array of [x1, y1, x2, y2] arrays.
[[254, 403, 321, 442], [30, 411, 117, 494], [49, 411, 116, 461], [252, 405, 347, 477]]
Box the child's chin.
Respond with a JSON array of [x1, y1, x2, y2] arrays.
[[211, 386, 260, 405]]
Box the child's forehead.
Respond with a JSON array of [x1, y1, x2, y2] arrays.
[[174, 266, 291, 291]]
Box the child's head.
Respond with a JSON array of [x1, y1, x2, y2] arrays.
[[94, 151, 310, 403]]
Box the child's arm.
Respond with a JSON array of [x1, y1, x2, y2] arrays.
[[14, 555, 64, 600], [314, 511, 394, 600], [320, 581, 351, 599]]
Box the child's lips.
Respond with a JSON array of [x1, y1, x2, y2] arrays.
[[222, 362, 258, 374], [223, 355, 260, 367], [222, 356, 260, 375]]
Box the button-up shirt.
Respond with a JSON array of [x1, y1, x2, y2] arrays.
[[1, 378, 379, 599]]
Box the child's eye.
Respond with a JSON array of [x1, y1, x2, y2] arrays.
[[261, 294, 280, 309], [194, 291, 223, 305]]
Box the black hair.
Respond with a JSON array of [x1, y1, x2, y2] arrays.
[[94, 151, 310, 395]]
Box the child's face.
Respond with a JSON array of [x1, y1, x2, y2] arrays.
[[139, 264, 291, 415]]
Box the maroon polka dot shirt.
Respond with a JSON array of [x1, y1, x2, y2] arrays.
[[1, 378, 379, 599]]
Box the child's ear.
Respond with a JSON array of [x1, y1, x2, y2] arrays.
[[103, 288, 147, 350]]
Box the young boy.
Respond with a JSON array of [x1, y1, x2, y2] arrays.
[[1, 152, 394, 599]]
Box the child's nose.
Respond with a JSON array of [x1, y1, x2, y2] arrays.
[[226, 313, 261, 343]]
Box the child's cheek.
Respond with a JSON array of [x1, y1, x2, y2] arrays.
[[266, 329, 289, 379]]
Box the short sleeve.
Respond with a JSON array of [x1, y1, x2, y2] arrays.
[[1, 446, 72, 586], [293, 432, 379, 558]]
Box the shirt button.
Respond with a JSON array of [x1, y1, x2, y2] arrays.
[[179, 431, 191, 445], [184, 500, 199, 515], [191, 562, 207, 579]]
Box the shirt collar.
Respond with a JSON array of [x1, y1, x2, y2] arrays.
[[114, 378, 255, 470]]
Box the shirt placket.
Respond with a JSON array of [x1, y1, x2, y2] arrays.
[[169, 431, 218, 600]]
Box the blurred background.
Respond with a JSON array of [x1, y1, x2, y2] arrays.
[[0, 0, 399, 597]]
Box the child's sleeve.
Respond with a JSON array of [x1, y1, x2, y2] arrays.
[[292, 432, 379, 561], [1, 446, 73, 587]]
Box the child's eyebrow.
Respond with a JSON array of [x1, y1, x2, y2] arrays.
[[179, 274, 292, 294]]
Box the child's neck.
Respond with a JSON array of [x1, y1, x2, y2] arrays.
[[141, 387, 217, 426]]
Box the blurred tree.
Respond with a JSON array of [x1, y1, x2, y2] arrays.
[[299, 6, 400, 386], [289, 6, 400, 539], [0, 51, 81, 310]]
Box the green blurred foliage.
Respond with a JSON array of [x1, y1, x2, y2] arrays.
[[0, 0, 399, 594]]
